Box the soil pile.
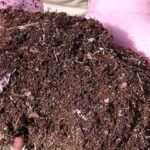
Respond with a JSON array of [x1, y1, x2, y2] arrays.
[[0, 9, 150, 150]]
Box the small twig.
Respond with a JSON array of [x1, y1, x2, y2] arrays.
[[14, 22, 40, 30], [73, 109, 88, 121], [0, 22, 40, 31], [93, 51, 101, 55], [53, 49, 58, 62], [75, 58, 84, 64], [137, 73, 144, 92], [14, 114, 21, 130], [42, 34, 46, 45], [34, 143, 37, 150]]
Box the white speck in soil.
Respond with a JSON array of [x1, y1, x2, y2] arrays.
[[0, 73, 11, 93], [88, 38, 94, 42], [118, 110, 122, 117], [99, 47, 104, 51], [121, 82, 127, 88], [73, 109, 88, 121], [87, 53, 93, 60], [104, 98, 110, 103], [104, 130, 108, 135]]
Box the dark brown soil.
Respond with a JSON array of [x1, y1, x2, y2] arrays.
[[0, 8, 150, 150]]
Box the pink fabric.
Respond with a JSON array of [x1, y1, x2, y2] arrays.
[[0, 0, 43, 12], [86, 0, 150, 63]]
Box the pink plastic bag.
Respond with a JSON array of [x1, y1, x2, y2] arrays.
[[0, 0, 43, 12], [86, 0, 150, 62]]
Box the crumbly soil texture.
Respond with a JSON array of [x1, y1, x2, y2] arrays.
[[0, 9, 150, 150]]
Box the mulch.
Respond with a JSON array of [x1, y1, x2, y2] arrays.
[[0, 8, 150, 150]]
